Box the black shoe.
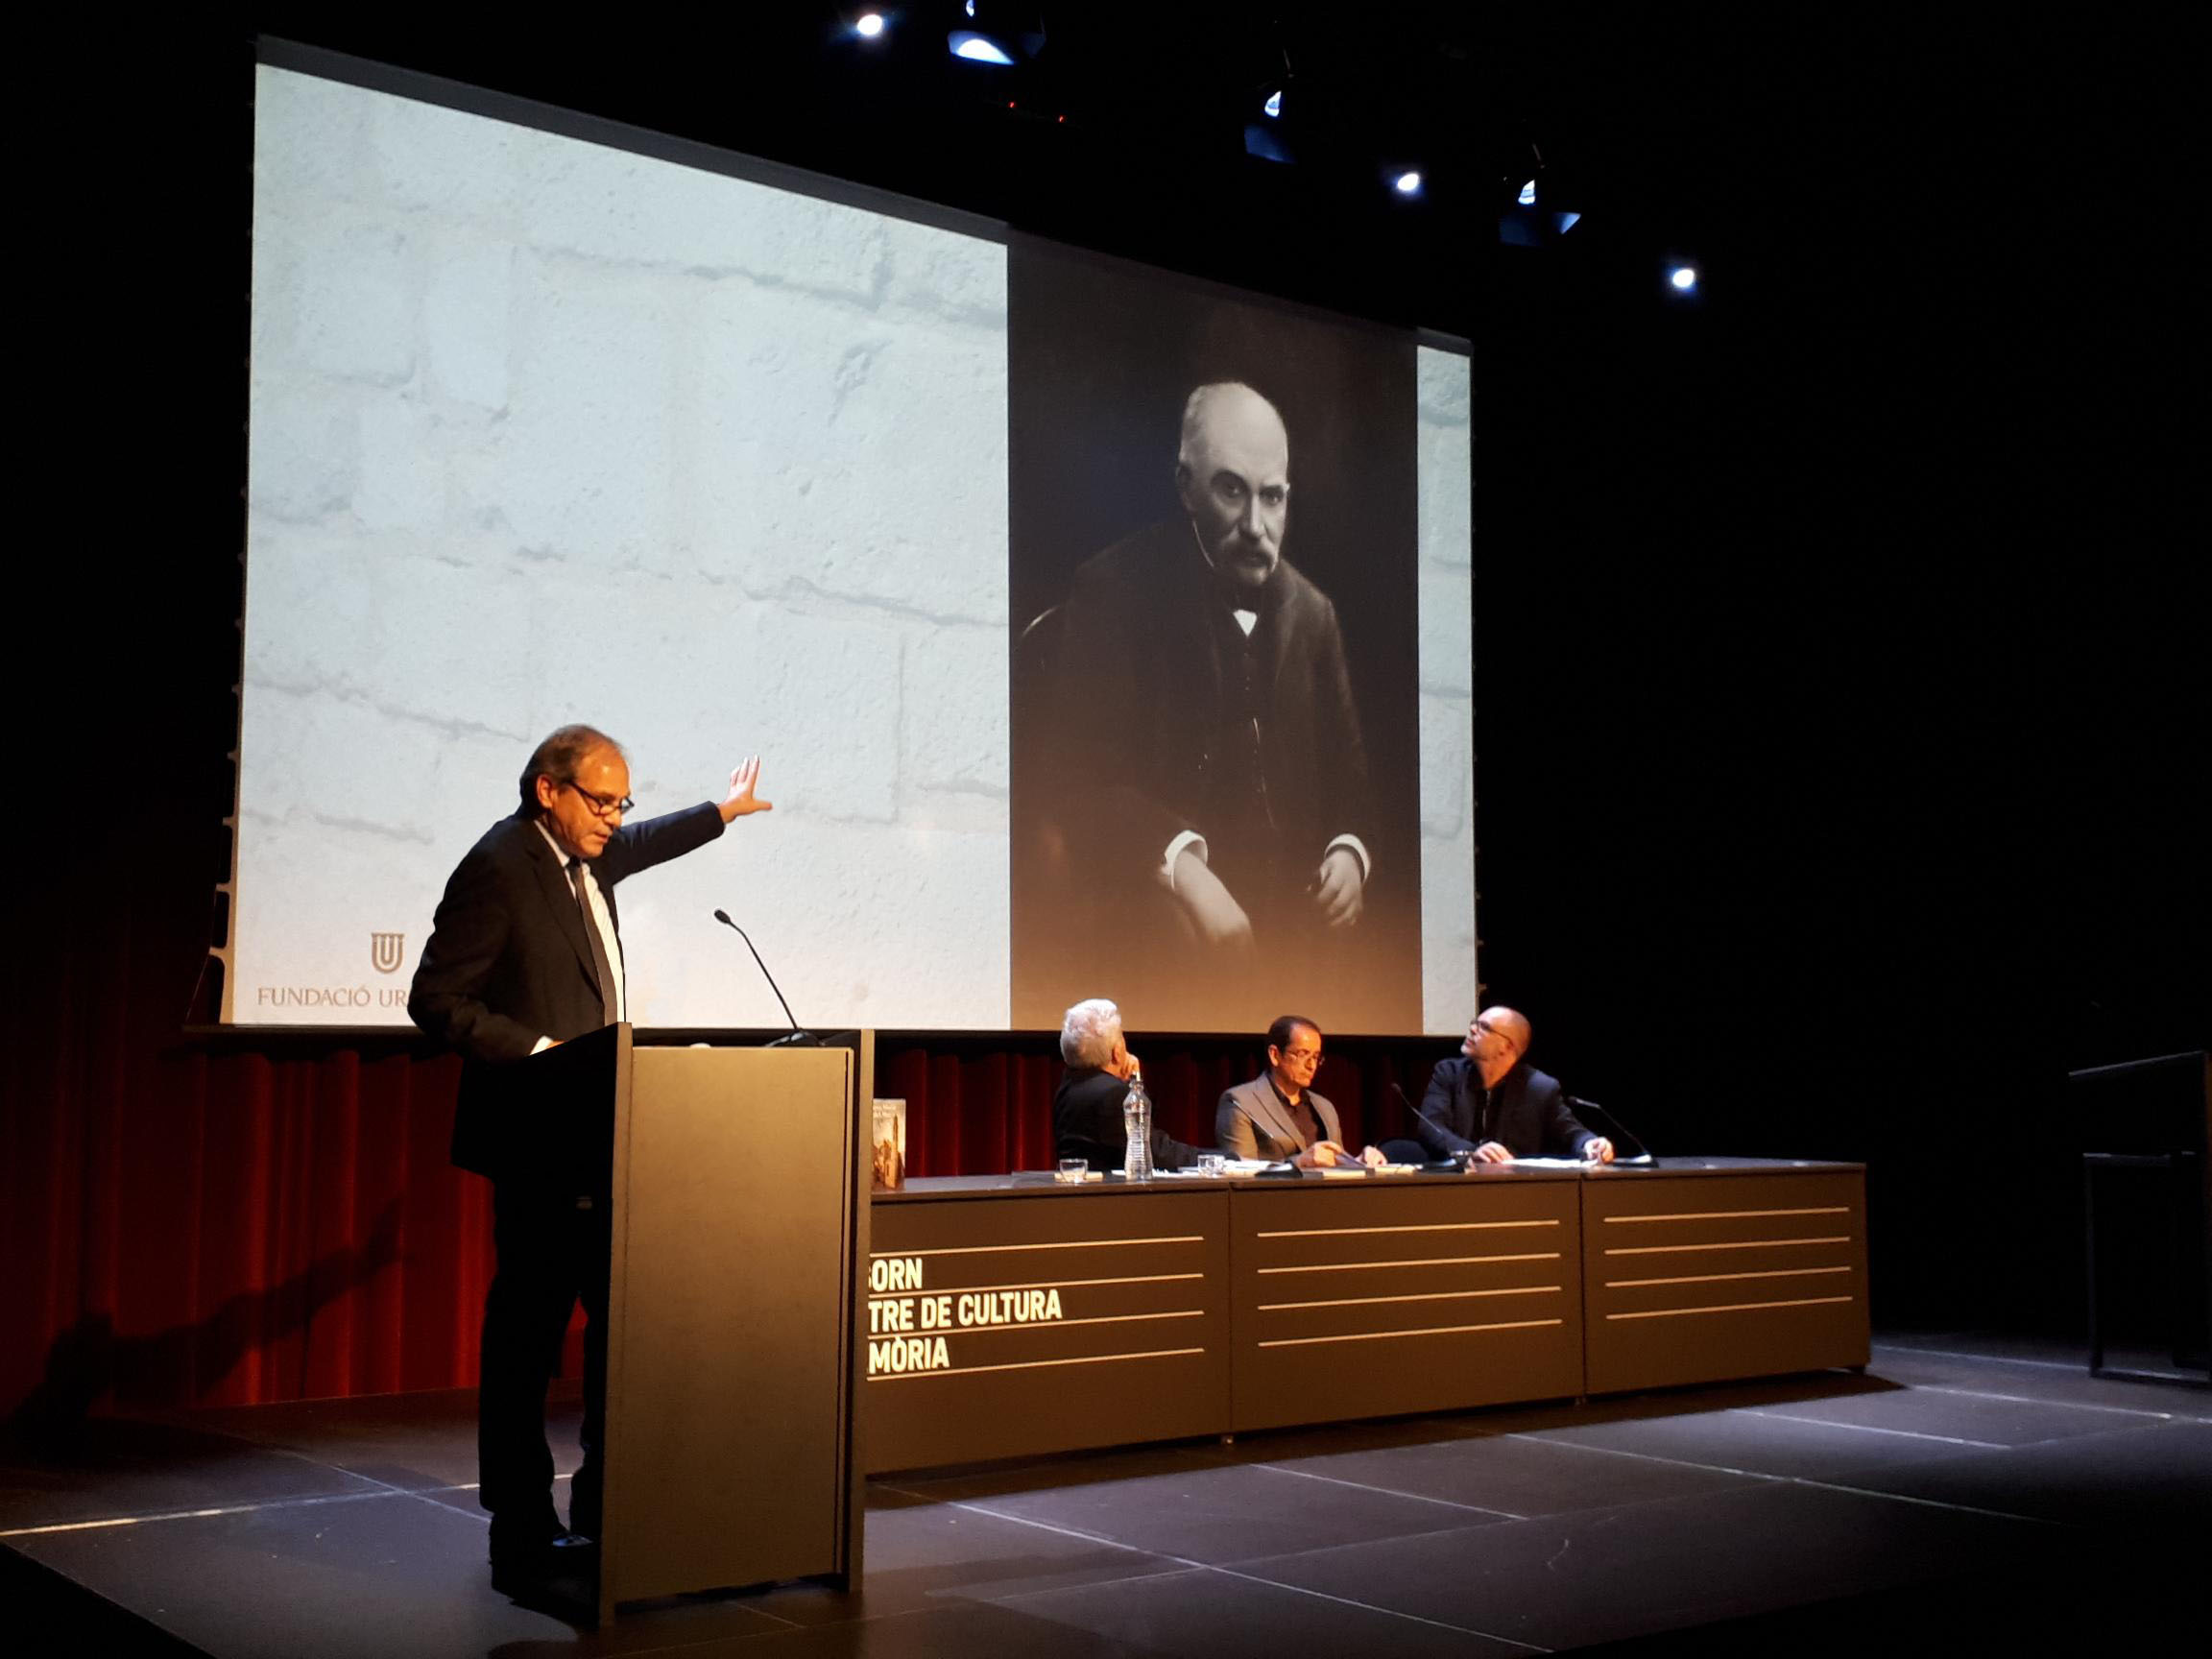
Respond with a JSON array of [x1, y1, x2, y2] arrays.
[[488, 1502, 564, 1544], [490, 1514, 596, 1587], [490, 1529, 597, 1597]]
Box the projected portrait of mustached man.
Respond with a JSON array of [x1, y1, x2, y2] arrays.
[[1009, 242, 1423, 1035], [1040, 380, 1372, 943]]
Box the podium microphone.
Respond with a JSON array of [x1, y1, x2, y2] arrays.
[[710, 910, 817, 1046]]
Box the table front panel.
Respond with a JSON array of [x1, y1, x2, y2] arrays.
[[1582, 1169, 1869, 1393], [864, 1190, 1229, 1471], [1229, 1177, 1584, 1430]]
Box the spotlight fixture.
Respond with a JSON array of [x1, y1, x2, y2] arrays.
[[1499, 153, 1585, 248], [1669, 264, 1698, 293], [1249, 40, 1293, 153], [948, 6, 1046, 67], [854, 12, 886, 39], [950, 31, 1015, 64], [1393, 169, 1424, 197]]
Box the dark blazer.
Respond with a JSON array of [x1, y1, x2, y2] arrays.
[[1216, 1073, 1345, 1162], [1053, 1067, 1207, 1171], [410, 803, 726, 1179], [1409, 1058, 1596, 1159], [1042, 518, 1372, 902]]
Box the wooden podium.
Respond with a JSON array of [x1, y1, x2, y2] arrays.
[[527, 1025, 870, 1618]]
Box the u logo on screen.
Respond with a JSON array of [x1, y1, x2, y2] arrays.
[[371, 932, 406, 974]]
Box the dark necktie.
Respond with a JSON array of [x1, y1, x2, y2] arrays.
[[567, 860, 620, 1027]]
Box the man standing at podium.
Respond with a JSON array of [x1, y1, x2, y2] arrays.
[[410, 724, 771, 1589]]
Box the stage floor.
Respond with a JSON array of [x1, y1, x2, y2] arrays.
[[5, 1337, 2206, 1657]]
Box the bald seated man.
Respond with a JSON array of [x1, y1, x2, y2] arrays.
[[1037, 381, 1374, 974], [1409, 1006, 1614, 1166]]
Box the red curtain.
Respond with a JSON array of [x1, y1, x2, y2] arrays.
[[5, 848, 1441, 1425]]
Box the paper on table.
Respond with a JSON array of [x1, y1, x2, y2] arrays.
[[1157, 1158, 1283, 1178]]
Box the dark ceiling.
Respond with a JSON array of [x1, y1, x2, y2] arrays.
[[228, 7, 2192, 363], [233, 3, 1922, 344]]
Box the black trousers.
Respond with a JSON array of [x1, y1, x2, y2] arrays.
[[478, 1183, 610, 1540]]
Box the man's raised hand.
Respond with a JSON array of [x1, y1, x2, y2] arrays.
[[719, 756, 774, 823]]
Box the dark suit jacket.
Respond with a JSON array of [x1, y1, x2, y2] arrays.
[[1053, 1067, 1207, 1171], [1043, 518, 1372, 904], [1216, 1074, 1345, 1162], [410, 803, 725, 1179], [1409, 1058, 1596, 1159]]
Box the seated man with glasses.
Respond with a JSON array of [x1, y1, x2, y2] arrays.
[[1409, 1006, 1613, 1165], [1217, 1015, 1386, 1168], [410, 723, 772, 1594]]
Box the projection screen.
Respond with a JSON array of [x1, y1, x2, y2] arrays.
[[232, 54, 1473, 1036]]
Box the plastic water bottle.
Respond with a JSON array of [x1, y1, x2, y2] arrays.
[[1122, 1073, 1154, 1181]]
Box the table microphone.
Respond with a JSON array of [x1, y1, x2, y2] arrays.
[[1567, 1094, 1655, 1163], [709, 909, 818, 1046], [1387, 1082, 1451, 1164]]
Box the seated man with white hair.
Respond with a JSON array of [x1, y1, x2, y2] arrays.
[[1052, 998, 1210, 1172]]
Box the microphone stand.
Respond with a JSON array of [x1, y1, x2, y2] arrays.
[[710, 909, 818, 1046], [1567, 1095, 1656, 1164]]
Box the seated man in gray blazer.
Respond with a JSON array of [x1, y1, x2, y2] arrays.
[[1217, 1015, 1386, 1168]]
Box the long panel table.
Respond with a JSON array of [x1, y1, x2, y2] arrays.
[[865, 1157, 1865, 1474]]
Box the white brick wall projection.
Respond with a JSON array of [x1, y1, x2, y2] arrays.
[[239, 67, 1010, 1027], [1416, 348, 1477, 1034]]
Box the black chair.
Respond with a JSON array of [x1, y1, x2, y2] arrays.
[[2075, 1050, 2210, 1385]]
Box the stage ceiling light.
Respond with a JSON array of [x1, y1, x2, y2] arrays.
[[1393, 169, 1424, 197], [1499, 162, 1585, 247], [854, 12, 886, 39], [1669, 265, 1698, 291], [950, 31, 1015, 65]]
